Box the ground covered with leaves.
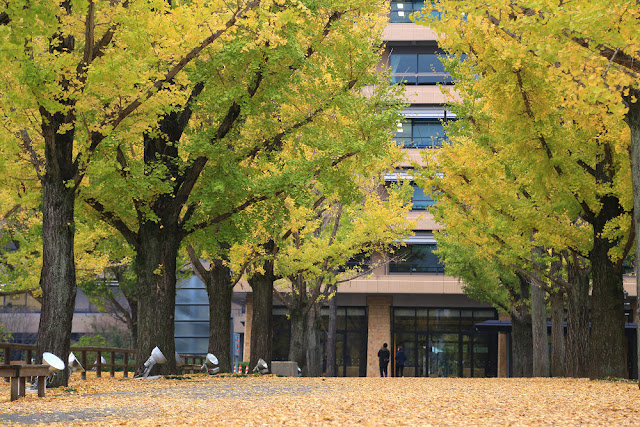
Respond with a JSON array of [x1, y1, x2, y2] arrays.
[[0, 373, 638, 425]]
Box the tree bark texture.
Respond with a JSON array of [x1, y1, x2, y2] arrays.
[[248, 258, 275, 368], [135, 222, 180, 375], [288, 308, 307, 371], [625, 90, 640, 389], [325, 296, 337, 377], [565, 259, 590, 377], [205, 259, 234, 373], [511, 276, 533, 377], [589, 206, 626, 379], [36, 112, 78, 388], [531, 281, 549, 377], [305, 305, 322, 377], [550, 290, 565, 377]]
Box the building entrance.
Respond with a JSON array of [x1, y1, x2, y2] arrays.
[[392, 307, 498, 377]]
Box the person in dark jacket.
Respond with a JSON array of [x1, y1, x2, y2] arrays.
[[395, 345, 407, 377], [378, 343, 390, 377]]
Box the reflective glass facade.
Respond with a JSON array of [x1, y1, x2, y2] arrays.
[[174, 276, 210, 354], [394, 118, 448, 148], [389, 1, 441, 23], [389, 244, 444, 274], [392, 307, 498, 377]]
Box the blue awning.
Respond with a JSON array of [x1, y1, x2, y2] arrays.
[[474, 320, 638, 332]]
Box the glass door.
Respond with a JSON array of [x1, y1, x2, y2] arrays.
[[427, 333, 461, 377]]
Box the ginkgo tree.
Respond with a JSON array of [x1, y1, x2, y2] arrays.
[[79, 0, 404, 374], [0, 0, 261, 385], [417, 0, 634, 378], [272, 179, 413, 376]]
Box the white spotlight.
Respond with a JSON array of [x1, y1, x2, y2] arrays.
[[201, 353, 219, 375], [252, 358, 269, 375], [175, 352, 184, 367], [68, 352, 85, 373], [140, 346, 167, 378]]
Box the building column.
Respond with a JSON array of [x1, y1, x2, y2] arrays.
[[497, 312, 510, 377], [498, 332, 508, 377], [366, 295, 393, 377], [243, 294, 253, 363]]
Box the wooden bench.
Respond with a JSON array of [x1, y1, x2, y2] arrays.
[[0, 365, 49, 401]]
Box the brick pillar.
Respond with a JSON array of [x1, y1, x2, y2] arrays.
[[243, 294, 253, 363], [498, 312, 510, 377], [498, 332, 508, 377], [366, 295, 393, 377]]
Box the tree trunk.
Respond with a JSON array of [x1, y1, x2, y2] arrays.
[[531, 280, 549, 377], [512, 313, 533, 377], [511, 275, 532, 377], [326, 295, 337, 377], [589, 206, 626, 379], [36, 113, 78, 388], [37, 175, 77, 387], [550, 290, 565, 377], [305, 305, 322, 377], [565, 258, 590, 377], [129, 300, 138, 349], [135, 222, 180, 375], [625, 89, 640, 389], [248, 257, 275, 368], [288, 307, 307, 370], [205, 259, 234, 373]]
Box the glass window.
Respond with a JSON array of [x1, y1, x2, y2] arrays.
[[473, 332, 492, 377], [474, 310, 498, 322], [430, 308, 460, 331], [393, 118, 448, 148], [460, 309, 475, 332], [175, 337, 208, 355], [394, 121, 412, 147], [394, 308, 416, 331], [175, 288, 208, 305], [390, 53, 454, 85], [389, 244, 444, 274], [174, 322, 209, 337], [390, 54, 418, 84], [416, 308, 428, 331], [390, 1, 434, 23], [175, 305, 209, 321], [428, 332, 460, 376], [411, 184, 435, 210]]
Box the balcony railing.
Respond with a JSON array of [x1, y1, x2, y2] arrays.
[[394, 136, 447, 149], [389, 263, 444, 274]]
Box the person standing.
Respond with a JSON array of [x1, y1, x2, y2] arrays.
[[378, 343, 390, 377], [395, 345, 407, 377]]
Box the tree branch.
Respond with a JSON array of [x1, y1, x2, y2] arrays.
[[84, 198, 138, 249]]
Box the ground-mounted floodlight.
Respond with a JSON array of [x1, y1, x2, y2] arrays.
[[139, 346, 167, 378], [201, 353, 219, 375], [252, 358, 269, 375], [175, 352, 184, 367], [90, 355, 107, 371], [68, 352, 85, 373], [30, 352, 65, 391]]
